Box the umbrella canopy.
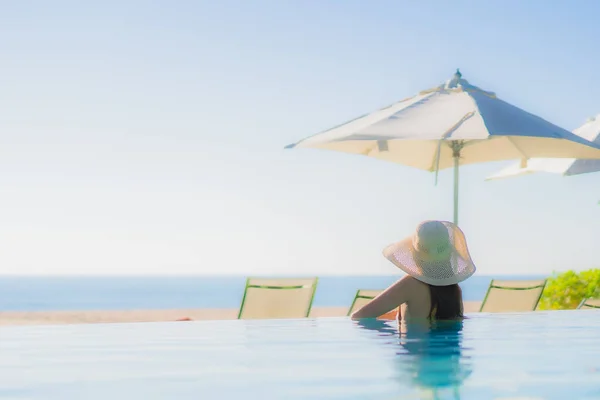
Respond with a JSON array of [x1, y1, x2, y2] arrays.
[[486, 114, 600, 180], [286, 70, 600, 223]]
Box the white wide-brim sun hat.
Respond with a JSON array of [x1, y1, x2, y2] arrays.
[[382, 220, 476, 286]]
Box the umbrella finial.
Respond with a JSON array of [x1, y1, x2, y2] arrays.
[[445, 69, 463, 89]]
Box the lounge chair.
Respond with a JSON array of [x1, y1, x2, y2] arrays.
[[237, 277, 318, 319], [347, 289, 383, 316], [479, 279, 547, 313], [577, 297, 600, 310], [347, 289, 397, 320]]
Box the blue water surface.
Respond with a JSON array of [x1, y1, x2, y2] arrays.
[[0, 275, 545, 311], [0, 310, 599, 399]]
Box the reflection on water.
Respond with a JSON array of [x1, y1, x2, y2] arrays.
[[356, 319, 472, 399]]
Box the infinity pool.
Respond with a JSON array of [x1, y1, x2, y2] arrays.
[[0, 311, 599, 399]]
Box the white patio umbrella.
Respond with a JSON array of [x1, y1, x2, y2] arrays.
[[486, 114, 600, 180], [286, 70, 600, 224]]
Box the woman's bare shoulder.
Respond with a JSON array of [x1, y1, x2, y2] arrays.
[[401, 276, 427, 289], [394, 276, 429, 298]]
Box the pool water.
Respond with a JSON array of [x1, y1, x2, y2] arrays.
[[0, 311, 599, 399]]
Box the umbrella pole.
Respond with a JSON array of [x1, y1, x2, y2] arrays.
[[453, 154, 459, 225], [451, 143, 462, 225]]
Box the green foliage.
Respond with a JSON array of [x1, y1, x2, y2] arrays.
[[538, 269, 600, 310]]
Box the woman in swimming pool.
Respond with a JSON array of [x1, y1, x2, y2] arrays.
[[351, 220, 476, 322]]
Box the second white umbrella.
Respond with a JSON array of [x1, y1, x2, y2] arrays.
[[486, 114, 600, 180]]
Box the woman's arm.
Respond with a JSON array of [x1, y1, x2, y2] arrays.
[[351, 276, 414, 319]]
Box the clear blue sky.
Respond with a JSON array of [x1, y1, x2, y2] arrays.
[[0, 0, 598, 275]]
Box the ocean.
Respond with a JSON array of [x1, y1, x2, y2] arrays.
[[0, 275, 546, 312]]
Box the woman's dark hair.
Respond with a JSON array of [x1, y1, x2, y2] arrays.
[[428, 284, 463, 320]]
